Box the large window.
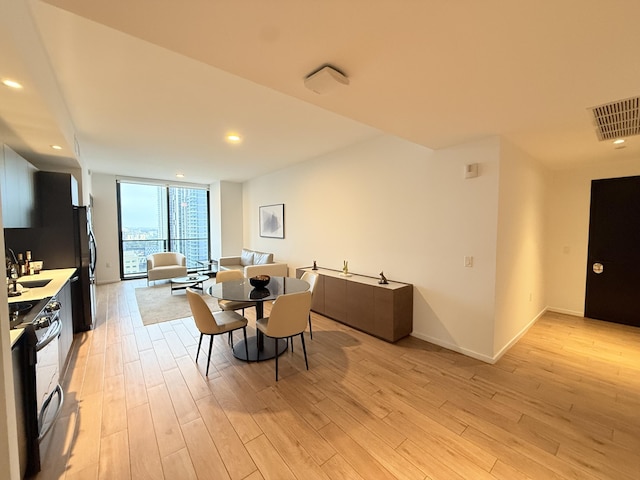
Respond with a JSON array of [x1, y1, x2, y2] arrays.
[[117, 180, 210, 278]]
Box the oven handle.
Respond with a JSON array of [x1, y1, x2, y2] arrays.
[[38, 384, 64, 442], [35, 317, 61, 352]]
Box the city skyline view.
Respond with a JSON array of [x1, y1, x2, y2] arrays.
[[119, 182, 209, 275]]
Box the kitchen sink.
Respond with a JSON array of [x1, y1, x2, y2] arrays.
[[18, 279, 52, 288]]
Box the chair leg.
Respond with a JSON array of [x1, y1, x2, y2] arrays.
[[308, 313, 313, 339], [206, 335, 214, 376], [300, 333, 309, 370], [275, 337, 279, 381], [196, 333, 203, 363], [243, 327, 249, 361]]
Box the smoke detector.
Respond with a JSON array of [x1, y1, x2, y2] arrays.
[[304, 65, 349, 94], [589, 96, 640, 141]]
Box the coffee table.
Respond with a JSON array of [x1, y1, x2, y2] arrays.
[[196, 259, 218, 277], [170, 275, 208, 294]]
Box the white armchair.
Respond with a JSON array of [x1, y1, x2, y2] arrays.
[[146, 252, 187, 285]]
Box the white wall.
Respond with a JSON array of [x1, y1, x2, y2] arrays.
[[244, 134, 505, 360], [494, 140, 547, 357], [210, 180, 244, 260], [92, 173, 120, 284], [545, 158, 640, 315], [219, 182, 244, 257]]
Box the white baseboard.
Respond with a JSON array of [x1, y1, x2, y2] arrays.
[[491, 307, 547, 363], [409, 332, 496, 364], [410, 306, 548, 365], [546, 306, 584, 317]]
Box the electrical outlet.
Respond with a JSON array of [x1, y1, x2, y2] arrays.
[[464, 256, 473, 267]]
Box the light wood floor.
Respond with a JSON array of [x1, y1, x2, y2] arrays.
[[33, 279, 640, 480]]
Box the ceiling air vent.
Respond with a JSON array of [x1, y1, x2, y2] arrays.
[[590, 96, 640, 140]]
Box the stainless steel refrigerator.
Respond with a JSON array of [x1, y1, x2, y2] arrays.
[[72, 205, 96, 332]]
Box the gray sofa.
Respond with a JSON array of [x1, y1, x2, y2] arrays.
[[218, 248, 288, 277]]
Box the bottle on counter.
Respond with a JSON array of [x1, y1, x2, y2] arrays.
[[24, 251, 31, 276], [17, 253, 25, 277]]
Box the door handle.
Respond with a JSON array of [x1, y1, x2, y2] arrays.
[[38, 384, 64, 442], [593, 263, 604, 274]]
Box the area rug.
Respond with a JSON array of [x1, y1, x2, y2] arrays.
[[134, 283, 220, 326]]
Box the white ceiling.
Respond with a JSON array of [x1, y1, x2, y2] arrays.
[[2, 0, 640, 184]]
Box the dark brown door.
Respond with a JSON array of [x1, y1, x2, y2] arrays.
[[584, 175, 640, 326]]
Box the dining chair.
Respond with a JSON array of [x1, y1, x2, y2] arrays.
[[215, 269, 257, 316], [186, 288, 249, 376], [300, 271, 319, 339], [256, 290, 312, 381]]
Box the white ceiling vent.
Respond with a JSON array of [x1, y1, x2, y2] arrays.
[[590, 96, 640, 140]]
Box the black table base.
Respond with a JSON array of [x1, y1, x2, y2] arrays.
[[232, 336, 287, 362]]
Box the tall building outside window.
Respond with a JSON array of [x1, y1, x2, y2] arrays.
[[117, 180, 210, 278]]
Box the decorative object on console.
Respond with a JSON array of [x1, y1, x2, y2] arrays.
[[312, 260, 317, 270], [259, 204, 285, 239], [379, 271, 389, 284], [340, 260, 351, 277]]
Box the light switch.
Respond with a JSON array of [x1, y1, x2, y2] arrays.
[[464, 256, 473, 267]]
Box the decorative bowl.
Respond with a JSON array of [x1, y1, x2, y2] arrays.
[[249, 275, 270, 288]]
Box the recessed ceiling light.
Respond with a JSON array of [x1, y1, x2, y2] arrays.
[[2, 79, 23, 89], [51, 145, 62, 150], [176, 173, 185, 178], [226, 134, 241, 143], [613, 139, 625, 144]]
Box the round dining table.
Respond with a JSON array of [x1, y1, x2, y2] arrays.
[[207, 276, 309, 362]]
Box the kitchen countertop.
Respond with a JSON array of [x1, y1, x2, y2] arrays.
[[8, 268, 77, 304], [10, 328, 24, 347]]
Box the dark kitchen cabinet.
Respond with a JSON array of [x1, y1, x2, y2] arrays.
[[11, 328, 39, 477], [12, 335, 28, 479], [1, 144, 37, 227], [37, 171, 79, 226]]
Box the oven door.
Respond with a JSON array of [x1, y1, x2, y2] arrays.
[[35, 318, 64, 441]]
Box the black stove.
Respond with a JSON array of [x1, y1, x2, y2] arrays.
[[8, 298, 50, 329]]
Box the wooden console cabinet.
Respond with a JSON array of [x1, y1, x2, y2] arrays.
[[296, 267, 413, 342]]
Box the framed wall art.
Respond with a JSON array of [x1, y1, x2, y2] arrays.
[[259, 203, 285, 238]]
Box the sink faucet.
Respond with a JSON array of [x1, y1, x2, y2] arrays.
[[5, 248, 19, 295]]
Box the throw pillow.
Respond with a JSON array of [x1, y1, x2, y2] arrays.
[[253, 251, 273, 265], [241, 249, 255, 266]]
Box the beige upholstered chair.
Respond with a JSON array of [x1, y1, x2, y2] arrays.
[[186, 288, 248, 376], [146, 252, 187, 285], [256, 291, 312, 381], [215, 269, 256, 316], [300, 271, 319, 339]]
